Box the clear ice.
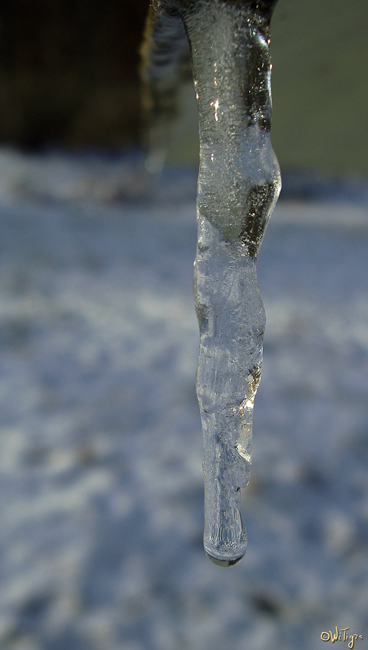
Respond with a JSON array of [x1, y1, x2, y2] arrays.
[[141, 0, 281, 566]]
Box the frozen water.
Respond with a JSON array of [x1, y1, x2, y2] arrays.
[[146, 0, 281, 564], [194, 225, 266, 564], [1, 148, 368, 649], [140, 7, 191, 174]]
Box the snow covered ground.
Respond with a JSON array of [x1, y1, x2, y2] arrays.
[[0, 148, 368, 650]]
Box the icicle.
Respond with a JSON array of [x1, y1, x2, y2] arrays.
[[140, 5, 191, 174], [141, 0, 281, 566]]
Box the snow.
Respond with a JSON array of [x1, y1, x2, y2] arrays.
[[0, 148, 368, 649]]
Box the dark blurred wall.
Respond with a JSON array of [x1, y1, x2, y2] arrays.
[[0, 0, 149, 149]]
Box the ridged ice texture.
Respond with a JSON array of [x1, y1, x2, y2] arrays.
[[194, 223, 266, 565], [145, 0, 281, 566]]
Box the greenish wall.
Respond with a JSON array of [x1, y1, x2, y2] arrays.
[[271, 0, 368, 173], [169, 0, 368, 174]]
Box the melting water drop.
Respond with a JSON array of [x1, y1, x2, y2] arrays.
[[141, 0, 281, 566]]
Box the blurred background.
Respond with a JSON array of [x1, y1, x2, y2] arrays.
[[0, 0, 367, 173], [1, 1, 368, 650]]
